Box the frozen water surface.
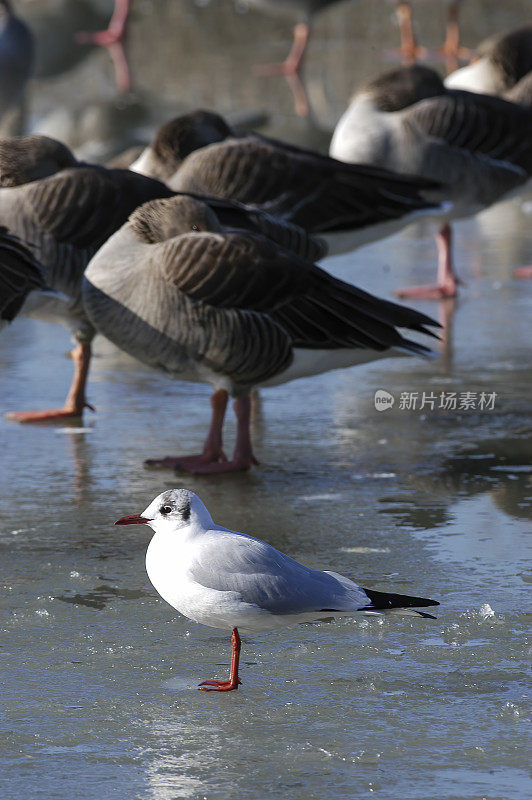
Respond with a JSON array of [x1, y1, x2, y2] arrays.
[[1, 1, 531, 799]]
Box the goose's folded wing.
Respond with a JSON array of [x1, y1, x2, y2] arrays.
[[406, 91, 532, 172], [155, 229, 311, 311], [170, 137, 442, 234], [0, 228, 44, 322], [156, 230, 438, 354], [180, 192, 327, 262], [23, 167, 173, 250]]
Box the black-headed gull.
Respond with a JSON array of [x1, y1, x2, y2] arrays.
[[115, 489, 439, 692]]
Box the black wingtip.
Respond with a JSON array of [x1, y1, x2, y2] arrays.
[[362, 587, 440, 611]]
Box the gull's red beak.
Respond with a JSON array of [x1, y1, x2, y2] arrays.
[[114, 514, 151, 526]]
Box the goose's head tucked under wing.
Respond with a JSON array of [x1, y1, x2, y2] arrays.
[[360, 64, 446, 112], [130, 110, 234, 181], [0, 226, 44, 328], [445, 25, 532, 96], [0, 135, 78, 187]]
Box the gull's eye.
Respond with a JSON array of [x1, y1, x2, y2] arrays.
[[160, 505, 172, 515], [191, 224, 199, 231]]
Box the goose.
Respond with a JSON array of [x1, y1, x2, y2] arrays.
[[0, 131, 329, 264], [82, 193, 439, 474], [129, 109, 447, 256], [0, 153, 343, 422], [329, 64, 531, 299], [0, 165, 175, 422], [445, 25, 532, 96], [0, 226, 43, 329], [0, 0, 34, 134]]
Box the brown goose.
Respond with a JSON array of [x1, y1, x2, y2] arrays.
[[0, 226, 43, 329], [0, 152, 337, 423], [83, 194, 439, 474], [0, 132, 325, 262], [330, 65, 531, 299], [129, 109, 446, 255], [0, 165, 174, 422]]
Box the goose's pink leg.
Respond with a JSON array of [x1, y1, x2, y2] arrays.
[[76, 0, 130, 46], [145, 389, 229, 469], [76, 0, 132, 91], [186, 395, 259, 474], [395, 224, 463, 300], [438, 0, 472, 71], [385, 3, 427, 65], [199, 628, 242, 692], [513, 267, 532, 279], [6, 343, 94, 423], [254, 22, 311, 77]]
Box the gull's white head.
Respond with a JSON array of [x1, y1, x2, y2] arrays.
[[114, 489, 213, 534]]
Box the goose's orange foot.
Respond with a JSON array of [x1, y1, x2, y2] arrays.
[[6, 402, 94, 424]]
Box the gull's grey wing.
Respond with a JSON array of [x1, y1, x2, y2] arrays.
[[189, 531, 369, 615]]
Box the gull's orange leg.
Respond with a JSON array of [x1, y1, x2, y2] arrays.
[[6, 342, 94, 423], [199, 628, 242, 692]]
